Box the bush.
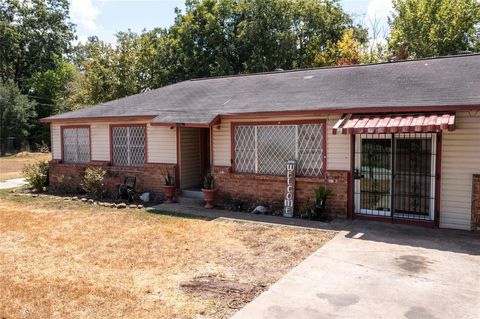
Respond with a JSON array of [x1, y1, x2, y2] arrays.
[[81, 167, 106, 199], [35, 141, 50, 153], [23, 160, 49, 192], [299, 201, 316, 219]]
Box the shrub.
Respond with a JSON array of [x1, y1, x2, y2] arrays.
[[299, 201, 316, 219], [81, 167, 107, 199], [314, 186, 332, 207], [35, 141, 50, 153], [23, 160, 49, 192]]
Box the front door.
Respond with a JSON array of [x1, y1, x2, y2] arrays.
[[179, 127, 210, 190], [354, 133, 437, 221]]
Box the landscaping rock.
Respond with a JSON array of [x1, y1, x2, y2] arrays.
[[31, 194, 39, 197], [81, 198, 88, 203], [129, 204, 137, 209], [108, 203, 115, 208], [72, 196, 79, 201], [63, 197, 71, 201], [87, 199, 94, 204], [116, 203, 127, 209], [137, 204, 144, 209]]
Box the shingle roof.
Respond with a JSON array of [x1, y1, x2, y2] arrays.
[[42, 54, 480, 124]]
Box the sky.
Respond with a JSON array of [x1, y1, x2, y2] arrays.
[[70, 0, 394, 44]]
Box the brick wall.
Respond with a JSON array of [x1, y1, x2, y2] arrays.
[[49, 160, 176, 201], [212, 166, 350, 218], [472, 175, 480, 230]]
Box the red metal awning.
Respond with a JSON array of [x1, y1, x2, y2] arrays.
[[332, 113, 456, 135]]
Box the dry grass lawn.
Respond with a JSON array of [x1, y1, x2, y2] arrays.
[[0, 192, 334, 319], [0, 152, 51, 181]]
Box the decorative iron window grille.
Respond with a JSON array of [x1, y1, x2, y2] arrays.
[[63, 127, 90, 163], [111, 126, 145, 167], [234, 123, 325, 176]]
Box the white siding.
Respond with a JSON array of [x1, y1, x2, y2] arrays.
[[147, 125, 177, 163], [50, 121, 178, 164], [180, 128, 201, 189], [326, 117, 350, 170], [212, 114, 350, 171], [51, 124, 62, 159], [90, 124, 110, 161], [440, 111, 480, 230]]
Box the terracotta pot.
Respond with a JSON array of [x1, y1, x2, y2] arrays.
[[162, 185, 176, 203], [201, 188, 216, 209]]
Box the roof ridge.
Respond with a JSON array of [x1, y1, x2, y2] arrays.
[[189, 52, 480, 82]]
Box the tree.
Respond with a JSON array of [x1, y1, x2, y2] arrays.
[[315, 29, 364, 66], [389, 0, 480, 59], [72, 36, 117, 104], [0, 0, 76, 89], [166, 0, 367, 79], [0, 81, 36, 155]]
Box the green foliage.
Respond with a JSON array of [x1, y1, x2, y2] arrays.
[[315, 29, 364, 66], [389, 0, 480, 58], [0, 81, 37, 155], [35, 141, 50, 153], [299, 201, 316, 219], [314, 186, 332, 204], [23, 160, 49, 192], [81, 167, 107, 199], [203, 170, 214, 189], [0, 0, 75, 148], [68, 0, 366, 101], [164, 172, 175, 186], [0, 0, 75, 87]]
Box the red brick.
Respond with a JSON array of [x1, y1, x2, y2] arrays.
[[48, 160, 176, 201], [472, 175, 480, 230], [212, 166, 349, 218]]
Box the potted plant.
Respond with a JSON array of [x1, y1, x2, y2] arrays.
[[161, 172, 176, 203], [201, 171, 216, 208], [314, 186, 332, 221]]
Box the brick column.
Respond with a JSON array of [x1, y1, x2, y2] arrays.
[[472, 175, 480, 230]]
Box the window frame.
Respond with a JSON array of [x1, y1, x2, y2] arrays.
[[109, 124, 148, 167], [61, 125, 91, 164], [230, 119, 327, 177]]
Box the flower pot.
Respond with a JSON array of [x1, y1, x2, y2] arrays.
[[162, 185, 176, 203], [201, 188, 216, 209]]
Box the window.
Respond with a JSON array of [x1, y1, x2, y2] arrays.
[[62, 127, 90, 163], [234, 122, 325, 176], [111, 126, 146, 167]]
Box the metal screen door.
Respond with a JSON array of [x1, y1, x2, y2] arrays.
[[354, 133, 437, 221]]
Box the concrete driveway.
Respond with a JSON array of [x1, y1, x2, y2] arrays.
[[233, 221, 480, 319]]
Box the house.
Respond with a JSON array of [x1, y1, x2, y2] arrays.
[[41, 54, 480, 230]]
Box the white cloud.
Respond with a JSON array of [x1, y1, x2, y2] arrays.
[[367, 0, 393, 24], [70, 0, 100, 32]]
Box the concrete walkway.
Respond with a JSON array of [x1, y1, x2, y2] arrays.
[[150, 202, 350, 231], [0, 178, 27, 189], [233, 221, 480, 319]]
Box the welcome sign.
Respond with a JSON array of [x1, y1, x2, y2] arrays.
[[283, 160, 297, 218]]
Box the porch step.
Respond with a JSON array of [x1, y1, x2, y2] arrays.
[[181, 189, 204, 200], [176, 195, 204, 206], [176, 190, 204, 206]]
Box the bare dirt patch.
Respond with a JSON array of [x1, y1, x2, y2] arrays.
[[0, 152, 51, 181], [0, 193, 334, 318], [180, 275, 264, 311]]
